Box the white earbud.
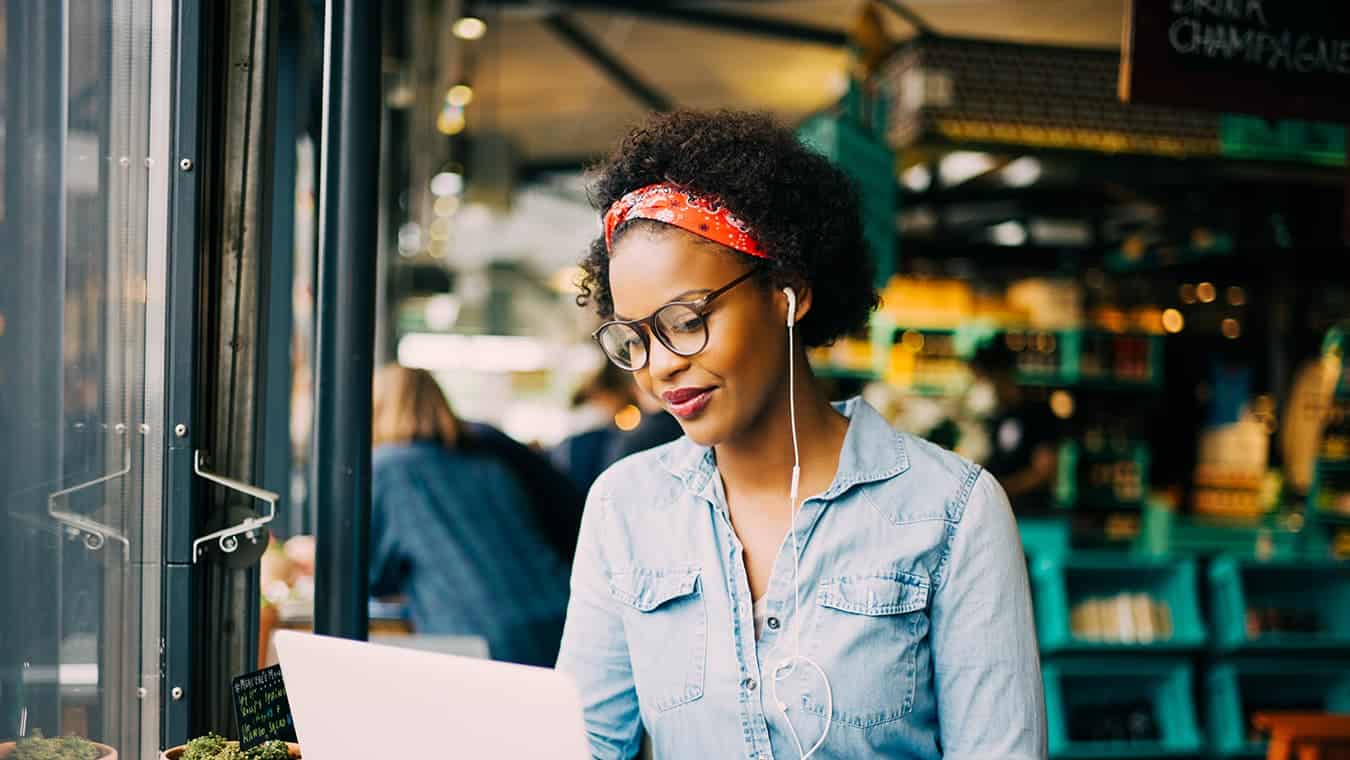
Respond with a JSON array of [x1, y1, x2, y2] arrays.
[[784, 287, 797, 328]]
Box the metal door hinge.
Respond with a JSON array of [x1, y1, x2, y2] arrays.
[[191, 450, 278, 562], [47, 443, 132, 557]]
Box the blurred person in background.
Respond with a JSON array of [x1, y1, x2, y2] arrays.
[[552, 361, 641, 492], [970, 341, 1063, 514], [369, 364, 570, 667], [604, 379, 684, 463], [556, 110, 1043, 760], [459, 414, 586, 564], [553, 360, 685, 495]]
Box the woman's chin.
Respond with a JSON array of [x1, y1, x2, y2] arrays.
[[673, 416, 725, 448]]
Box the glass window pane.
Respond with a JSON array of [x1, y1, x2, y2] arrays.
[[1, 1, 166, 757]]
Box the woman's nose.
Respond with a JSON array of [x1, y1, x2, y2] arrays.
[[645, 331, 692, 381]]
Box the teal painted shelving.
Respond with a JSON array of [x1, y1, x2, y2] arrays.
[[1209, 556, 1350, 654], [1044, 658, 1203, 759], [1021, 516, 1071, 559], [1011, 329, 1164, 391], [1206, 659, 1350, 758], [1031, 554, 1206, 654], [813, 365, 878, 382], [1135, 505, 1306, 561]]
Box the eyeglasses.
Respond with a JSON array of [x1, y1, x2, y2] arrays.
[[593, 269, 758, 371]]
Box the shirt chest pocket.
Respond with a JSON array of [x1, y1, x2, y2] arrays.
[[801, 571, 931, 728], [609, 567, 707, 713]]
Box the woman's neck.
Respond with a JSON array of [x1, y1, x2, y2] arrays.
[[713, 355, 848, 506]]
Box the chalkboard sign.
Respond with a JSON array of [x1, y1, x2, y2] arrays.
[[232, 665, 299, 750], [1120, 0, 1350, 122]]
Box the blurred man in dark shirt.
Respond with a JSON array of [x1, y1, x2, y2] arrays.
[[550, 363, 682, 497]]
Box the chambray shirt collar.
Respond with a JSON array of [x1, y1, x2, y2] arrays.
[[657, 396, 911, 502]]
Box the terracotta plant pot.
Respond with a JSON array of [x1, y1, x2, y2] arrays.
[[159, 743, 301, 760], [0, 740, 118, 759]]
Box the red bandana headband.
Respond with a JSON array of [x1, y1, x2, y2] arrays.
[[602, 182, 770, 260]]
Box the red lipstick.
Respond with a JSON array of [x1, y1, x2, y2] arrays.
[[662, 386, 714, 418]]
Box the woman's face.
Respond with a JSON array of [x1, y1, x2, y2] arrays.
[[608, 227, 789, 447]]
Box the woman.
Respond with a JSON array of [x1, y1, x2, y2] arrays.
[[369, 364, 570, 667], [556, 111, 1044, 759]]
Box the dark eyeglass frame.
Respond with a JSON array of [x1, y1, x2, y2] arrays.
[[593, 268, 759, 371]]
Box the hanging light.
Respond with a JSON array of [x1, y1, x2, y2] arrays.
[[938, 151, 995, 186], [990, 221, 1028, 246], [436, 104, 466, 136], [614, 405, 642, 432], [447, 84, 474, 108], [901, 165, 931, 192], [453, 16, 488, 41], [434, 195, 461, 217], [430, 170, 463, 197], [1001, 157, 1042, 188], [1162, 308, 1185, 334], [1050, 390, 1075, 420]]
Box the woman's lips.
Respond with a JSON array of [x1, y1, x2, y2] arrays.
[[663, 387, 714, 418]]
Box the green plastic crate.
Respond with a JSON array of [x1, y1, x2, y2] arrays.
[[1031, 554, 1206, 654], [1209, 556, 1350, 654], [1207, 659, 1350, 758], [1044, 658, 1202, 759]]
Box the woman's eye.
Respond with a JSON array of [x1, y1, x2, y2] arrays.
[[671, 314, 704, 333]]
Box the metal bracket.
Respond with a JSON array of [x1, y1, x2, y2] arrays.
[[191, 450, 278, 563], [46, 444, 132, 558]]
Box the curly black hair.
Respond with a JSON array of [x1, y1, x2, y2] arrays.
[[575, 109, 878, 348]]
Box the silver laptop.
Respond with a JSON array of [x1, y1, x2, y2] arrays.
[[274, 631, 590, 759]]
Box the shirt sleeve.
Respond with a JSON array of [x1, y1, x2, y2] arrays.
[[931, 470, 1047, 759], [554, 478, 642, 760]]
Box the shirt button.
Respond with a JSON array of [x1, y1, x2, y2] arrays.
[[766, 616, 780, 631], [742, 678, 757, 691]]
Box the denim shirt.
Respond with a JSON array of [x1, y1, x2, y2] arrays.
[[556, 398, 1046, 759]]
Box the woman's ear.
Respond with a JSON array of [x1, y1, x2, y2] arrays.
[[778, 284, 813, 328]]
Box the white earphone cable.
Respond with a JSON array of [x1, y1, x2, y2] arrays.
[[770, 289, 831, 760]]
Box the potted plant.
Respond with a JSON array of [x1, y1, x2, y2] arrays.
[[0, 731, 117, 759], [160, 733, 298, 760]]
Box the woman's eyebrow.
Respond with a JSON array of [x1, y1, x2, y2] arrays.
[[613, 288, 710, 321]]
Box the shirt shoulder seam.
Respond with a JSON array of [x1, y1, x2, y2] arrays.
[[931, 464, 987, 590]]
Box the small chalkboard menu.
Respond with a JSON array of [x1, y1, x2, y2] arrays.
[[232, 665, 299, 750], [1120, 0, 1350, 122]]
